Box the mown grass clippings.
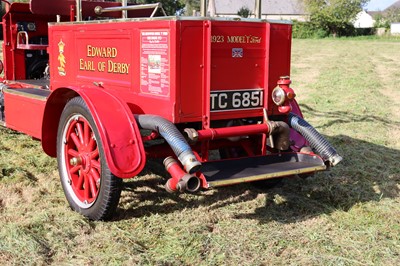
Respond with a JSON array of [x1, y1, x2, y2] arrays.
[[0, 39, 400, 265]]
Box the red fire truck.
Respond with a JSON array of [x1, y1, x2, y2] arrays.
[[0, 0, 342, 220]]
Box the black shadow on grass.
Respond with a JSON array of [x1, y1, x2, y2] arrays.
[[117, 184, 258, 220], [115, 159, 261, 220], [0, 167, 38, 182], [234, 135, 400, 224], [300, 104, 400, 129], [116, 135, 400, 223]]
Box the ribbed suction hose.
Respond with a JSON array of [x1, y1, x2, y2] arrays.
[[288, 113, 342, 166], [135, 115, 201, 173]]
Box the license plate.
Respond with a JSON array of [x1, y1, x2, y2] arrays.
[[210, 89, 264, 112]]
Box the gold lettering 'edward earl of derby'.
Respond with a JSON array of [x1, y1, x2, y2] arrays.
[[87, 45, 118, 58], [79, 45, 131, 74]]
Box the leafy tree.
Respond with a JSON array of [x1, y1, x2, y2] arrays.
[[303, 0, 369, 36], [373, 7, 400, 29], [237, 6, 251, 18], [373, 13, 389, 29], [182, 0, 200, 16], [384, 7, 400, 24]]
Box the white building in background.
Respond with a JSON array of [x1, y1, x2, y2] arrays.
[[391, 23, 400, 34], [353, 10, 375, 28]]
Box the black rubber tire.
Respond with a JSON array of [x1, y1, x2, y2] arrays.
[[57, 97, 122, 220]]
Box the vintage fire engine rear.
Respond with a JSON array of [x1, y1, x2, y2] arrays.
[[0, 0, 342, 220]]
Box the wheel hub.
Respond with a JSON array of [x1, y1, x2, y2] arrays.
[[70, 153, 92, 174], [81, 153, 92, 174], [70, 156, 82, 166]]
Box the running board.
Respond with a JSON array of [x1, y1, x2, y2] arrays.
[[15, 79, 50, 89], [201, 153, 326, 188], [4, 87, 50, 101]]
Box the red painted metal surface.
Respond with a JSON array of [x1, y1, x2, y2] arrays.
[[0, 1, 344, 222], [195, 124, 270, 141], [164, 157, 203, 191], [164, 158, 187, 191], [276, 76, 295, 114], [1, 3, 61, 80], [266, 24, 292, 116], [1, 1, 299, 179], [3, 90, 46, 139], [70, 5, 75, 22], [42, 86, 146, 178], [47, 19, 292, 123]]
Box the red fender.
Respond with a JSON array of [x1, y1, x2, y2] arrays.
[[290, 99, 305, 118], [41, 86, 146, 178], [289, 99, 308, 151]]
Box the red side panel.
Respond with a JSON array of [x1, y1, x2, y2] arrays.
[[208, 21, 267, 121], [210, 22, 266, 91], [3, 91, 46, 139], [267, 23, 292, 116], [178, 21, 203, 121], [48, 20, 178, 122]]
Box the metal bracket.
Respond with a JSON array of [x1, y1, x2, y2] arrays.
[[263, 108, 275, 148], [16, 31, 29, 46]]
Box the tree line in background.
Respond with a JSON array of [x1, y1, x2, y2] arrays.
[[296, 0, 370, 38], [373, 5, 400, 29], [294, 0, 400, 38], [123, 0, 400, 37], [2, 0, 400, 38]]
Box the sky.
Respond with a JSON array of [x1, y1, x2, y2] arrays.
[[365, 0, 398, 11]]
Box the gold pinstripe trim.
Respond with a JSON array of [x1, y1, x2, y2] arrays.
[[4, 88, 49, 101], [207, 165, 326, 188]]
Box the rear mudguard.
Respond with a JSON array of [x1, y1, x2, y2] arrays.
[[42, 86, 146, 178]]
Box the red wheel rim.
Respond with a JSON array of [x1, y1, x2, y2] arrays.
[[63, 115, 100, 205]]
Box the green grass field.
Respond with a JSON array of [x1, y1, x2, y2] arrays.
[[1, 38, 400, 265]]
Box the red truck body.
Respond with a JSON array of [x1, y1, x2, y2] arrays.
[[0, 0, 342, 220]]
